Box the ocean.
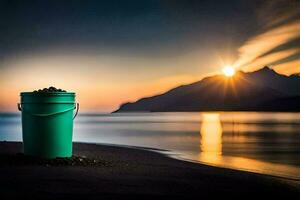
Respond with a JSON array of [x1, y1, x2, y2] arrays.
[[1, 112, 300, 180]]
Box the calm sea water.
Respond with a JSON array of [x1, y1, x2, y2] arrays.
[[1, 112, 300, 180]]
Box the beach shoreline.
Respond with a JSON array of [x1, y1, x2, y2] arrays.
[[0, 141, 299, 198]]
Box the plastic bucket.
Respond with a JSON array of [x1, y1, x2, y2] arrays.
[[18, 92, 79, 158]]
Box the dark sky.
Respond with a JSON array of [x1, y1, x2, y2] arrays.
[[0, 0, 258, 59]]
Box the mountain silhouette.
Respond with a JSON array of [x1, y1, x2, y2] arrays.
[[115, 66, 300, 112]]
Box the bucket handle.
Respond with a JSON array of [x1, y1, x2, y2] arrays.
[[18, 103, 79, 119], [73, 103, 79, 119]]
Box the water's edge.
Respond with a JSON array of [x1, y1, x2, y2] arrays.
[[86, 142, 300, 184]]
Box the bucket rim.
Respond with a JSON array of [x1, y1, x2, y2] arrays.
[[20, 92, 75, 96]]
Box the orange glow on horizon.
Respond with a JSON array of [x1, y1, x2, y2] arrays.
[[0, 72, 200, 112], [0, 52, 209, 112]]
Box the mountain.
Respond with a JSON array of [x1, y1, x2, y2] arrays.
[[257, 96, 300, 111], [115, 67, 300, 112]]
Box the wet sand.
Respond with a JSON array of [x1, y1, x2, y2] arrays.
[[0, 142, 299, 199]]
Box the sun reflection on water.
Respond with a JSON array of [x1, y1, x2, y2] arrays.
[[199, 113, 222, 163], [197, 112, 300, 180]]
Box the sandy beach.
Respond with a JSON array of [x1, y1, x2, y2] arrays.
[[0, 141, 299, 199]]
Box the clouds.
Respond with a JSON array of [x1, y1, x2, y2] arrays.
[[234, 0, 300, 74], [234, 21, 300, 69]]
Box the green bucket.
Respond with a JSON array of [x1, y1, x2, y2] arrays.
[[18, 92, 79, 159]]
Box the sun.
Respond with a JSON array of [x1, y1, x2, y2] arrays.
[[222, 66, 235, 77]]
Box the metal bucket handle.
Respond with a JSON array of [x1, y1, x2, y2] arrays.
[[18, 103, 79, 119]]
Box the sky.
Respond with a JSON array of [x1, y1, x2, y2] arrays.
[[0, 0, 300, 112]]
